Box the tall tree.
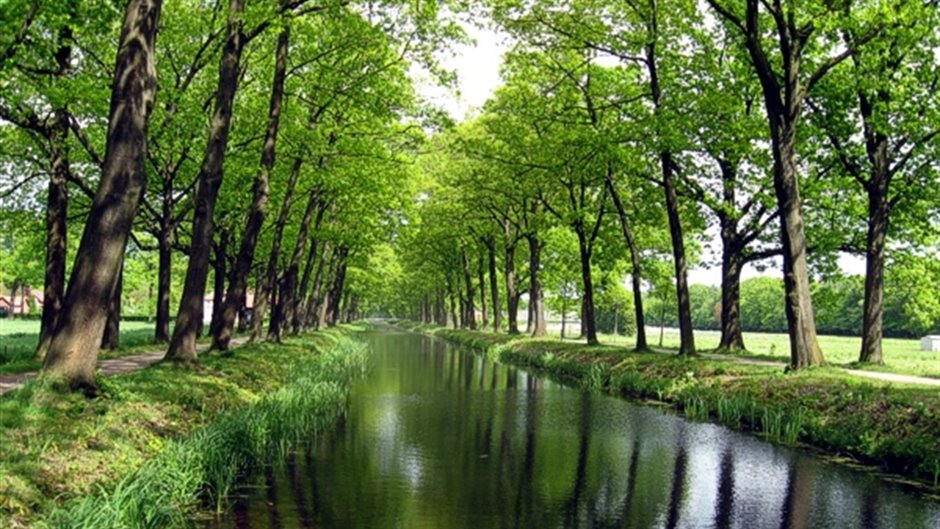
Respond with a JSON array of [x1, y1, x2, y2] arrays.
[[42, 0, 163, 390]]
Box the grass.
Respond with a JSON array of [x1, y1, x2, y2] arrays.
[[548, 326, 939, 378], [415, 324, 940, 489], [0, 319, 218, 375], [0, 324, 367, 529]]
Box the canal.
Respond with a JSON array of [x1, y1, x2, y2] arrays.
[[208, 330, 940, 528]]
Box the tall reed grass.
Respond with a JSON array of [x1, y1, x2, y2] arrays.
[[46, 338, 370, 529]]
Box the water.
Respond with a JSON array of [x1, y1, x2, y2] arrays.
[[206, 330, 940, 529]]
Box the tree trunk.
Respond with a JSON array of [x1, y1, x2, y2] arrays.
[[462, 251, 476, 330], [662, 151, 695, 355], [294, 204, 327, 334], [253, 157, 303, 340], [719, 250, 745, 352], [101, 269, 122, 351], [446, 273, 459, 329], [35, 109, 70, 360], [326, 254, 348, 327], [209, 231, 228, 339], [272, 188, 320, 340], [477, 253, 488, 329], [859, 180, 889, 364], [605, 177, 648, 351], [773, 120, 824, 368], [486, 240, 501, 332], [505, 242, 519, 334], [42, 0, 162, 391], [167, 0, 245, 362], [527, 234, 546, 337], [154, 193, 172, 343], [305, 242, 330, 329], [212, 25, 289, 350], [575, 228, 598, 345]]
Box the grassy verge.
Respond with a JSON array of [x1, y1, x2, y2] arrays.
[[405, 323, 940, 489], [0, 325, 368, 528]]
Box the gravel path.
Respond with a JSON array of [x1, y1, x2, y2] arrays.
[[0, 337, 249, 396]]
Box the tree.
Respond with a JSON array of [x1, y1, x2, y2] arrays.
[[41, 0, 163, 391]]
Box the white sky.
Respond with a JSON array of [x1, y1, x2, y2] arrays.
[[414, 25, 868, 287]]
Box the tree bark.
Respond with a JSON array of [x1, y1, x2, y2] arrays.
[[719, 250, 745, 352], [154, 188, 173, 343], [101, 269, 122, 351], [42, 0, 162, 391], [209, 230, 228, 339], [35, 108, 70, 360], [575, 228, 598, 345], [859, 179, 889, 364], [305, 242, 330, 329], [212, 24, 290, 350], [167, 0, 245, 362], [527, 234, 546, 337], [662, 151, 695, 355], [605, 177, 648, 351]]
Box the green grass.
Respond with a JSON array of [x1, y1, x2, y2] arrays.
[[550, 327, 939, 378], [0, 319, 211, 375], [422, 324, 940, 489], [0, 325, 365, 528]]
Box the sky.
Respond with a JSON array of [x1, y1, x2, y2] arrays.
[[413, 24, 867, 287]]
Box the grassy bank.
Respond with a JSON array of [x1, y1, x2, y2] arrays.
[[0, 325, 368, 528], [400, 322, 940, 489]]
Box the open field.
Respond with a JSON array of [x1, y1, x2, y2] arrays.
[[548, 326, 939, 378]]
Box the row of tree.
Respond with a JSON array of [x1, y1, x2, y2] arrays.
[[0, 0, 461, 390], [372, 0, 939, 369]]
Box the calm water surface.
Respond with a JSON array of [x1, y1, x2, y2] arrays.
[[207, 330, 940, 529]]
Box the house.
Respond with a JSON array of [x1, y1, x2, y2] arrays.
[[202, 290, 256, 324], [0, 288, 43, 316]]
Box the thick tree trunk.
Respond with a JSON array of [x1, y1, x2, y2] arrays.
[[101, 269, 122, 351], [605, 177, 647, 350], [527, 234, 546, 337], [662, 152, 695, 355], [42, 0, 162, 391], [575, 229, 598, 345], [719, 250, 745, 352], [505, 243, 519, 334], [212, 26, 289, 350], [167, 0, 245, 362], [717, 159, 746, 352], [35, 109, 70, 360], [154, 196, 172, 343], [253, 157, 303, 340], [773, 120, 824, 368], [486, 240, 501, 332], [859, 181, 889, 364]]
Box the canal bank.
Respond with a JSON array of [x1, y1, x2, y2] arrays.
[[0, 325, 368, 528], [398, 322, 940, 491]]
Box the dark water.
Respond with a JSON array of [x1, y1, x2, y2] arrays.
[[207, 330, 940, 529]]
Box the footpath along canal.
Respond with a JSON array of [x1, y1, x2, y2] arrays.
[[206, 329, 940, 529]]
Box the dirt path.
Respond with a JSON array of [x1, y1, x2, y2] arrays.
[[0, 337, 250, 396]]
